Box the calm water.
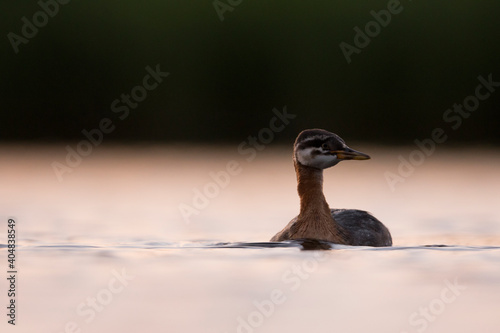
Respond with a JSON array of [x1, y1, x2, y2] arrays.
[[1, 144, 500, 333]]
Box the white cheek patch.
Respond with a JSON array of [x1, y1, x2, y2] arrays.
[[296, 147, 315, 166], [314, 154, 339, 169], [296, 147, 339, 168]]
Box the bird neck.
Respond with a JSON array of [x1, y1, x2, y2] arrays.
[[294, 161, 347, 244], [295, 163, 329, 216]]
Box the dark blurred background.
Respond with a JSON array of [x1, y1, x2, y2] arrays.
[[1, 0, 499, 144]]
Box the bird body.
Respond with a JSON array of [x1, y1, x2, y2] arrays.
[[270, 129, 392, 247]]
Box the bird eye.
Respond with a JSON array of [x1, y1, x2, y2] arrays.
[[321, 143, 329, 150]]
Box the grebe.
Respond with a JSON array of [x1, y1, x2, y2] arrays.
[[271, 129, 392, 247]]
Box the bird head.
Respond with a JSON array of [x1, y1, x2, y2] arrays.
[[293, 129, 370, 169]]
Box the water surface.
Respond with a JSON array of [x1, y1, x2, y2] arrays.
[[1, 145, 500, 333]]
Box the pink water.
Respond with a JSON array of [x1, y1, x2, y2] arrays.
[[1, 144, 500, 333]]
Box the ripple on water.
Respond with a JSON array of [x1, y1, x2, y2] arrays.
[[18, 239, 500, 252]]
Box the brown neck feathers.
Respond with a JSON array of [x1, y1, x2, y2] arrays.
[[294, 161, 348, 244]]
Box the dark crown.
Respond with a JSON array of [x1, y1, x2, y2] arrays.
[[295, 129, 345, 151]]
